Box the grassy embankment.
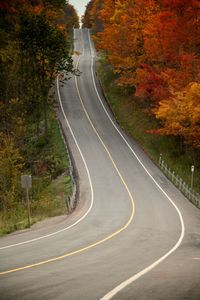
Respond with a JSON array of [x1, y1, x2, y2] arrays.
[[96, 54, 200, 196], [0, 108, 72, 236]]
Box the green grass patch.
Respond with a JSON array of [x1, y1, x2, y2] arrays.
[[96, 54, 200, 194], [0, 174, 72, 236], [31, 173, 72, 221], [0, 108, 72, 236]]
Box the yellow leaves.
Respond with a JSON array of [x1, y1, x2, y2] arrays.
[[185, 83, 200, 124], [155, 82, 200, 147], [157, 83, 200, 122], [189, 82, 200, 97]]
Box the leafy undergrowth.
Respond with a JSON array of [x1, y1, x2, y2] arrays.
[[0, 109, 72, 236], [96, 54, 200, 195]]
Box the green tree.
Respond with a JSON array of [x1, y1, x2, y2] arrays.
[[19, 13, 75, 138]]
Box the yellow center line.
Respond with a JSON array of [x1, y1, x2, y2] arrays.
[[0, 33, 135, 276]]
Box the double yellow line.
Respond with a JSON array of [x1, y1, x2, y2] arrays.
[[0, 36, 135, 276]]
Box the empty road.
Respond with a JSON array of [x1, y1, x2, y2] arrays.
[[0, 29, 199, 300]]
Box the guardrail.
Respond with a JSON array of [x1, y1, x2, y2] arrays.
[[159, 155, 200, 208]]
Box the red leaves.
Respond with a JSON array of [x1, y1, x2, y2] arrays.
[[162, 0, 189, 9], [135, 64, 170, 102], [87, 0, 200, 148]]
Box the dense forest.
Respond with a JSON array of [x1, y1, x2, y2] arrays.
[[83, 0, 200, 151], [0, 0, 79, 233]]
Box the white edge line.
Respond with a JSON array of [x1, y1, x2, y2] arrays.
[[0, 30, 93, 251], [86, 30, 185, 299]]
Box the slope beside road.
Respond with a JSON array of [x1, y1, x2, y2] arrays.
[[0, 28, 199, 300]]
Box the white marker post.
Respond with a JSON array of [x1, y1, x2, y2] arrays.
[[21, 175, 32, 227], [191, 165, 194, 190]]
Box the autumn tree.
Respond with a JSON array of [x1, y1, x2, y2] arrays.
[[90, 0, 200, 148], [138, 0, 200, 104], [0, 0, 78, 222], [82, 0, 104, 32], [150, 83, 200, 148], [96, 0, 158, 88], [0, 0, 78, 146], [63, 4, 79, 31]]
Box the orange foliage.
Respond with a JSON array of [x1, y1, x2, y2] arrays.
[[150, 83, 200, 148], [82, 0, 104, 31], [96, 0, 158, 86], [31, 4, 44, 15], [85, 0, 200, 147], [0, 0, 79, 40]]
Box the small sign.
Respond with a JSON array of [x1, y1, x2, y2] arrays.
[[191, 165, 195, 173], [21, 175, 32, 189]]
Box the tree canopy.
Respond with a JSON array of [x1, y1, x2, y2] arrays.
[[83, 0, 200, 148], [0, 0, 78, 217]]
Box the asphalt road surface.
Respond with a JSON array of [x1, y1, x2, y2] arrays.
[[0, 29, 200, 300]]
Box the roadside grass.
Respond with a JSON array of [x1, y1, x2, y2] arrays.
[[96, 54, 200, 195], [0, 109, 72, 236], [31, 173, 72, 222]]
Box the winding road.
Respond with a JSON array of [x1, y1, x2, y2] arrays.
[[0, 29, 200, 300]]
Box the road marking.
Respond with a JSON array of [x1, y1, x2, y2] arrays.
[[85, 29, 185, 300], [0, 29, 135, 276], [0, 216, 135, 276], [0, 30, 89, 252]]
